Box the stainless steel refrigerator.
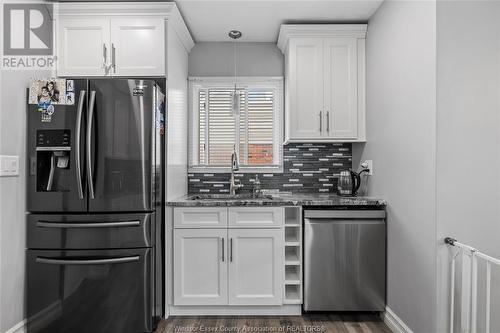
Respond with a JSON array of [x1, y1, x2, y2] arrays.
[[26, 79, 165, 333]]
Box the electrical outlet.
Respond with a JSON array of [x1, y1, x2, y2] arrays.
[[362, 160, 373, 176], [0, 155, 19, 176]]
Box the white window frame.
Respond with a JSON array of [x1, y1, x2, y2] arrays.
[[188, 76, 284, 173]]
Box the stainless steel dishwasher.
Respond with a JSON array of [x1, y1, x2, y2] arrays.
[[304, 209, 386, 312]]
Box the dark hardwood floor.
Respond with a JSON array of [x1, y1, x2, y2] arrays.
[[156, 314, 392, 333]]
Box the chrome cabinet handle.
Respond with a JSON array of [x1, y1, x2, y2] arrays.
[[112, 43, 116, 74], [75, 90, 85, 199], [87, 91, 96, 199], [319, 111, 322, 132], [36, 256, 140, 266], [327, 111, 330, 133], [230, 238, 233, 262], [37, 220, 141, 228], [221, 238, 225, 262], [102, 44, 107, 69]]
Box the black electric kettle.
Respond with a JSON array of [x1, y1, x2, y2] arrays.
[[337, 169, 370, 196]]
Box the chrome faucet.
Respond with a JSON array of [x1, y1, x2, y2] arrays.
[[230, 147, 243, 195]]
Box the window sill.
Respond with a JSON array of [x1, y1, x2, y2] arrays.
[[188, 166, 283, 174]]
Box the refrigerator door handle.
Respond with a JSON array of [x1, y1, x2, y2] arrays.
[[75, 90, 86, 199], [87, 91, 96, 199], [36, 256, 140, 266], [36, 220, 141, 228]]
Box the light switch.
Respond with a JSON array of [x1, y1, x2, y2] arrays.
[[0, 155, 20, 176]]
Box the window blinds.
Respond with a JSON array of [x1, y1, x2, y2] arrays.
[[198, 87, 275, 166]]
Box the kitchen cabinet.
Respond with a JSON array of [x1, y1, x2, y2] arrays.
[[110, 18, 165, 76], [228, 207, 284, 228], [323, 38, 359, 139], [57, 18, 110, 76], [55, 3, 194, 77], [173, 228, 228, 305], [228, 228, 283, 305], [173, 207, 284, 306], [174, 207, 227, 228], [57, 17, 164, 77], [286, 38, 324, 139], [278, 25, 367, 142]]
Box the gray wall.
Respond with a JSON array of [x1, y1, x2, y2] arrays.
[[0, 70, 49, 332], [188, 42, 284, 77], [352, 1, 437, 332], [436, 2, 500, 332]]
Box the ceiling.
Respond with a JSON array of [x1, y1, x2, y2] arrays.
[[175, 0, 384, 43]]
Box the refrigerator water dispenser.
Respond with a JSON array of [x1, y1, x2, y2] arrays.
[[35, 130, 71, 192]]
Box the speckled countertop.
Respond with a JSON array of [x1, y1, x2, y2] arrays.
[[166, 193, 386, 207]]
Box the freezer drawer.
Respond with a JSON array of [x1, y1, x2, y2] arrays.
[[27, 212, 155, 249], [304, 210, 386, 311], [27, 248, 152, 333]]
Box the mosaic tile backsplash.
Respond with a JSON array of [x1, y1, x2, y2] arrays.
[[188, 143, 353, 194]]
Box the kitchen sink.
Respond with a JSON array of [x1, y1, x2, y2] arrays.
[[188, 193, 274, 201]]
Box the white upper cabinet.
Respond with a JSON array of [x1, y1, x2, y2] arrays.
[[110, 18, 165, 76], [57, 18, 110, 76], [278, 25, 367, 142], [287, 38, 324, 139], [323, 38, 358, 139], [55, 3, 194, 77]]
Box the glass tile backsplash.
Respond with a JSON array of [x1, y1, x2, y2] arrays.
[[187, 143, 353, 194]]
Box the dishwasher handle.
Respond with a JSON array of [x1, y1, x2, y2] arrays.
[[304, 210, 385, 219]]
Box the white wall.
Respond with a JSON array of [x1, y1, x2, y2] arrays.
[[166, 26, 190, 201], [188, 42, 283, 77], [352, 1, 437, 332], [436, 1, 500, 332]]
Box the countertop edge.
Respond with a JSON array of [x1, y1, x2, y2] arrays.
[[165, 195, 387, 207]]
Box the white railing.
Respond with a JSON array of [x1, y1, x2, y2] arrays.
[[445, 237, 500, 333]]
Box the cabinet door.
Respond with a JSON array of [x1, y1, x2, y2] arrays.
[[57, 18, 110, 76], [228, 229, 283, 305], [323, 38, 358, 139], [287, 38, 324, 140], [174, 207, 228, 229], [110, 18, 165, 77], [228, 207, 284, 228], [174, 229, 228, 305]]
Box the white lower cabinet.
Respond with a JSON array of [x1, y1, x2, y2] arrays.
[[173, 229, 228, 305], [228, 229, 283, 305], [173, 208, 284, 306]]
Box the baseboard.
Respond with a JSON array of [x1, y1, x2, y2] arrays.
[[5, 319, 26, 333], [170, 305, 302, 316], [383, 307, 414, 333]]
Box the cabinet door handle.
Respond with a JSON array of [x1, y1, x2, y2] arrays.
[[327, 111, 330, 132], [102, 44, 107, 69], [230, 238, 233, 262], [221, 237, 225, 262], [319, 111, 322, 132], [112, 43, 116, 74]]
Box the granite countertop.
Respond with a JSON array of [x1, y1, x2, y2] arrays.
[[166, 193, 386, 207]]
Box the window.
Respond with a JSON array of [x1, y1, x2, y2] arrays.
[[189, 77, 283, 172]]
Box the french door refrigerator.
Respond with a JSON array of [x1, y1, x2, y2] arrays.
[[26, 79, 165, 333]]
